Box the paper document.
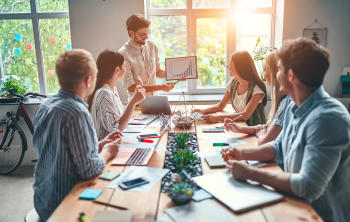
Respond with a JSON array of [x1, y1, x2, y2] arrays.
[[165, 56, 198, 80], [107, 166, 169, 192], [128, 115, 158, 125], [206, 133, 246, 146], [193, 171, 283, 212], [121, 133, 139, 144], [123, 124, 145, 133]]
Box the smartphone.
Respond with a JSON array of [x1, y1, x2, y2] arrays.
[[119, 177, 150, 190], [137, 133, 160, 140]]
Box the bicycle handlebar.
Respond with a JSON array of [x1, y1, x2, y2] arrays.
[[8, 88, 47, 100]]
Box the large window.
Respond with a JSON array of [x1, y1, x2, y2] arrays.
[[147, 0, 276, 94], [0, 0, 71, 94]]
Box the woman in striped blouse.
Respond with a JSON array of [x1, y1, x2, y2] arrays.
[[87, 50, 145, 141]]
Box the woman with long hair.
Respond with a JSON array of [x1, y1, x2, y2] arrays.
[[193, 51, 267, 126], [87, 50, 145, 141], [224, 51, 292, 144]]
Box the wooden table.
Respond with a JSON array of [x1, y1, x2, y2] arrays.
[[49, 106, 322, 222]]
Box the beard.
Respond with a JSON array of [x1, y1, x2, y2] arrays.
[[135, 37, 146, 45]]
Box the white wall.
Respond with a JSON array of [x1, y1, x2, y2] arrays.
[[68, 0, 144, 59], [282, 0, 350, 97]]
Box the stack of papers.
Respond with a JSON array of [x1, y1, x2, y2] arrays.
[[128, 115, 158, 125]]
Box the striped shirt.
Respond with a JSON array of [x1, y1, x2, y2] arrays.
[[90, 84, 125, 141], [117, 39, 160, 105], [32, 89, 105, 221]]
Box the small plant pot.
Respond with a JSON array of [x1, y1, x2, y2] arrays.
[[168, 192, 193, 205]]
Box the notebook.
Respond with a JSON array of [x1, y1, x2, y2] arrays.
[[193, 171, 283, 213], [205, 155, 226, 168]]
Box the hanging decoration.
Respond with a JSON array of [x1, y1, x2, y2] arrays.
[[303, 19, 328, 47], [66, 44, 72, 50], [14, 33, 22, 41], [210, 49, 216, 55], [50, 38, 56, 44], [26, 43, 32, 50], [47, 70, 54, 77], [14, 49, 22, 55]]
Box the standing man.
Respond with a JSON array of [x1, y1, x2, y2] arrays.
[[118, 14, 176, 104], [33, 49, 121, 221], [222, 37, 350, 222]]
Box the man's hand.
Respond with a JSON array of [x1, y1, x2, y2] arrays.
[[222, 146, 242, 162], [202, 114, 223, 123], [160, 82, 176, 92], [99, 130, 123, 152], [223, 118, 242, 133], [101, 138, 121, 160], [131, 85, 146, 105], [226, 160, 252, 180]]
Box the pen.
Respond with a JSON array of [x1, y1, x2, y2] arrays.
[[134, 118, 147, 121], [79, 212, 89, 222], [213, 143, 230, 146], [141, 139, 154, 143]]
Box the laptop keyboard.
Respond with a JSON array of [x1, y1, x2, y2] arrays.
[[126, 148, 152, 165]]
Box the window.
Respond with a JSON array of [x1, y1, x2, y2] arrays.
[[0, 0, 71, 94], [147, 0, 277, 94]]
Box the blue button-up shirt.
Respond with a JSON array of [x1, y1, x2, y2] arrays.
[[270, 86, 350, 222], [33, 89, 105, 221]]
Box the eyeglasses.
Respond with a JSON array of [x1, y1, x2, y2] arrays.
[[136, 31, 149, 38]]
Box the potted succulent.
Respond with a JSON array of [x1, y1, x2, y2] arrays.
[[0, 75, 28, 103], [172, 111, 194, 129], [168, 178, 193, 205], [173, 148, 197, 171], [175, 132, 189, 149]]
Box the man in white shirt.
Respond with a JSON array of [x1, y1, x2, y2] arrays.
[[118, 14, 177, 104]]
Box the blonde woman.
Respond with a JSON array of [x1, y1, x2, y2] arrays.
[[193, 51, 267, 126], [224, 52, 291, 145]]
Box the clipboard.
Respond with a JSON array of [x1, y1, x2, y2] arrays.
[[165, 56, 198, 80]]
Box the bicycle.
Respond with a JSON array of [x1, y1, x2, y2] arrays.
[[0, 88, 46, 175]]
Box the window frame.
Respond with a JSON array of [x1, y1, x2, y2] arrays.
[[146, 0, 276, 94], [0, 0, 70, 94]]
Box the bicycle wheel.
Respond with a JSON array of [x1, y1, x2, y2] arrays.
[[0, 123, 27, 175]]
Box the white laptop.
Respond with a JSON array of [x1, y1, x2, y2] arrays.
[[140, 95, 171, 115], [193, 171, 283, 213]]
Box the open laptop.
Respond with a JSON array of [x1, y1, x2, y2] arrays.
[[140, 95, 171, 115], [111, 119, 169, 166]]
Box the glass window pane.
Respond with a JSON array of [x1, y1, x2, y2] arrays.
[[0, 19, 39, 92], [0, 0, 30, 13], [150, 0, 186, 9], [193, 0, 230, 9], [37, 0, 69, 12], [237, 0, 272, 8], [236, 14, 271, 53], [40, 18, 71, 94], [150, 15, 187, 92], [196, 18, 227, 89]]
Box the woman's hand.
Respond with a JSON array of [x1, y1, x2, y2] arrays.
[[131, 85, 146, 105], [224, 118, 243, 133], [191, 108, 206, 115], [202, 114, 223, 123]]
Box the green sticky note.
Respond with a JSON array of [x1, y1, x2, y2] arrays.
[[99, 171, 120, 181]]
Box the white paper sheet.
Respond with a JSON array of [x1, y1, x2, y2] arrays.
[[107, 166, 169, 192]]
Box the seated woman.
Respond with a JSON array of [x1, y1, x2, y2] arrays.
[[224, 52, 292, 145], [87, 50, 145, 141], [193, 51, 266, 126]]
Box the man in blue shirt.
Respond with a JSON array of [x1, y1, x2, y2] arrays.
[[222, 37, 350, 222], [33, 49, 122, 221]]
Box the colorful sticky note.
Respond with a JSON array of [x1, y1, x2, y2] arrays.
[[47, 70, 54, 77], [212, 67, 219, 74], [26, 43, 32, 50], [25, 58, 31, 65], [79, 189, 102, 200], [14, 33, 22, 41], [177, 35, 184, 42], [50, 38, 56, 44], [66, 44, 72, 50], [14, 49, 22, 55], [203, 38, 210, 45], [210, 49, 216, 55]]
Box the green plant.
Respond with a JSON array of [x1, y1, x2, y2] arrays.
[[0, 75, 27, 95], [252, 37, 277, 81], [175, 132, 189, 149], [173, 148, 197, 171]]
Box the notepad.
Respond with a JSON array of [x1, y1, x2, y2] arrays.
[[205, 155, 226, 168], [202, 128, 225, 133], [99, 171, 120, 181], [79, 189, 102, 200]]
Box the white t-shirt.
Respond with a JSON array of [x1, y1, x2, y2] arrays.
[[227, 78, 264, 113], [91, 84, 125, 141]]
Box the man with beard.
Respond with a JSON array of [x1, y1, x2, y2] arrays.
[[118, 14, 177, 104]]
